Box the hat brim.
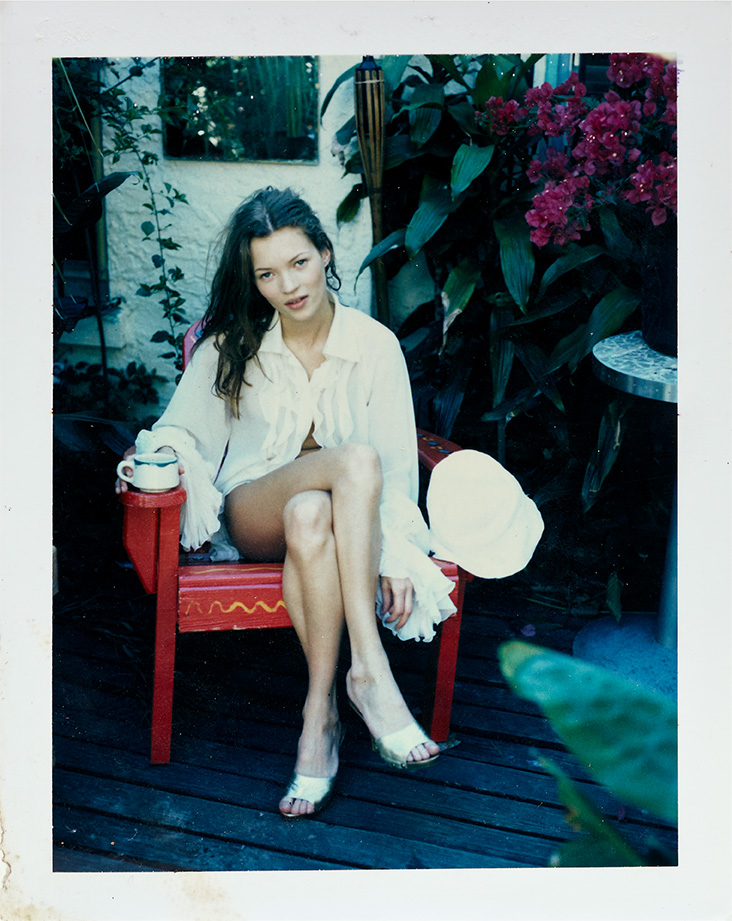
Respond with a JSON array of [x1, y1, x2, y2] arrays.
[[426, 450, 544, 579]]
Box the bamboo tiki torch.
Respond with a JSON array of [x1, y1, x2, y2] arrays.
[[354, 56, 390, 327]]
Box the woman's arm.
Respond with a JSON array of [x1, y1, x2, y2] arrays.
[[364, 329, 424, 628]]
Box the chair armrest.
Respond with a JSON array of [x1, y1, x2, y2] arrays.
[[120, 486, 187, 593], [119, 485, 187, 510], [416, 429, 462, 471]]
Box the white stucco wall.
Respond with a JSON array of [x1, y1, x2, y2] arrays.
[[61, 55, 374, 404]]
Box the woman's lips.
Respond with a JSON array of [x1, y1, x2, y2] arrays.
[[286, 295, 308, 310]]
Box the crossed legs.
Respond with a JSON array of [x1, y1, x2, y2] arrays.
[[224, 443, 439, 817]]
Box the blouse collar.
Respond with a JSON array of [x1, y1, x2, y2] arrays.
[[258, 295, 360, 363]]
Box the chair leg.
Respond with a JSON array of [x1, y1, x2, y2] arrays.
[[150, 505, 180, 764], [424, 570, 466, 743], [425, 609, 462, 743]]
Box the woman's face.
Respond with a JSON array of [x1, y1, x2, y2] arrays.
[[250, 226, 332, 327]]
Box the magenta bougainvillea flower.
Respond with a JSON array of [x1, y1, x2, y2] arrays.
[[476, 53, 677, 246], [475, 96, 528, 136]]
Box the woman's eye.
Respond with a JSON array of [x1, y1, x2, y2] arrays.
[[295, 258, 308, 267]]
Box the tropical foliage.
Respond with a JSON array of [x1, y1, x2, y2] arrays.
[[325, 54, 676, 512], [54, 57, 192, 386], [499, 640, 677, 866]]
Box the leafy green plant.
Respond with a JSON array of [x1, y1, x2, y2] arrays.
[[53, 57, 192, 380], [499, 639, 677, 866], [325, 54, 643, 499]]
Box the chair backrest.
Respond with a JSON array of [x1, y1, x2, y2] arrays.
[[182, 320, 206, 371]]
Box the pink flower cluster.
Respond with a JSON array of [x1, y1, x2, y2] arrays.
[[572, 91, 642, 177], [608, 53, 677, 129], [625, 151, 677, 225], [525, 174, 593, 247], [513, 54, 677, 245], [524, 71, 588, 138], [475, 97, 527, 136]]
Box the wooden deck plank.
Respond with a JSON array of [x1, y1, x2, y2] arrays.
[[53, 585, 677, 872], [54, 766, 525, 871], [54, 646, 676, 836], [53, 805, 339, 872], [53, 733, 570, 855]]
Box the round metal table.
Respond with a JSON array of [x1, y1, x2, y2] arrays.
[[573, 331, 678, 697], [591, 330, 677, 404]]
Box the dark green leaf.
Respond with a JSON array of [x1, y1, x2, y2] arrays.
[[447, 100, 482, 135], [428, 54, 469, 87], [407, 84, 444, 147], [514, 339, 565, 412], [473, 58, 507, 107], [599, 207, 634, 260], [381, 55, 412, 97], [151, 254, 164, 268], [335, 115, 356, 146], [405, 182, 453, 257], [581, 399, 629, 512], [150, 330, 172, 343], [538, 756, 647, 867], [551, 286, 640, 373], [140, 220, 155, 237], [336, 183, 366, 225], [494, 216, 535, 313], [537, 244, 605, 301], [320, 63, 357, 121], [136, 285, 152, 297], [481, 383, 539, 422], [499, 641, 678, 823], [354, 228, 407, 285], [441, 258, 481, 332], [491, 333, 515, 408], [450, 144, 495, 198], [53, 172, 133, 236], [384, 133, 420, 170]]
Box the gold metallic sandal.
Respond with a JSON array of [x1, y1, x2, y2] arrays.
[[280, 773, 337, 820], [279, 726, 345, 820], [349, 701, 439, 771]]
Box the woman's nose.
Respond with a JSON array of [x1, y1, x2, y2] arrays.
[[280, 270, 297, 293]]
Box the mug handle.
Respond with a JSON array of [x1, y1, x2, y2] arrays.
[[116, 460, 135, 484]]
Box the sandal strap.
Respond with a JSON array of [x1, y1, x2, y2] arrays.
[[376, 721, 432, 765], [284, 773, 335, 806]]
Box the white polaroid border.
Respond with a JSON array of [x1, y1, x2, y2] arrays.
[[1, 2, 730, 919]]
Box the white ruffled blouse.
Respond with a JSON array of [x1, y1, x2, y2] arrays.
[[136, 297, 456, 642]]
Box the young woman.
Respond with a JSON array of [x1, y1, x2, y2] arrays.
[[116, 187, 459, 819]]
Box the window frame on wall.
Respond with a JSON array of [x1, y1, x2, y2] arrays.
[[160, 56, 320, 164]]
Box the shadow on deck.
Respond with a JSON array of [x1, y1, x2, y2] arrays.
[[52, 572, 677, 873]]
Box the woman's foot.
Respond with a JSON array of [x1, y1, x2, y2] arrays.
[[346, 663, 440, 766], [279, 712, 343, 818]]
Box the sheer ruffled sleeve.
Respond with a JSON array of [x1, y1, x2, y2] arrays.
[[366, 331, 456, 642], [135, 338, 232, 554]]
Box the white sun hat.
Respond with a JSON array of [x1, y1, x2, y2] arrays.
[[426, 449, 544, 579]]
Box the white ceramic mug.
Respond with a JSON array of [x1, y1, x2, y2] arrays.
[[116, 452, 179, 493]]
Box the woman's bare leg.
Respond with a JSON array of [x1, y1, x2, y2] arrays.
[[279, 491, 344, 816], [225, 444, 438, 814]]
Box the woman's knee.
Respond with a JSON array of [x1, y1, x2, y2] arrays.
[[336, 443, 383, 496], [283, 490, 334, 555]]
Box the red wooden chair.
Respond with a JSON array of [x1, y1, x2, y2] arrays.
[[120, 320, 470, 764]]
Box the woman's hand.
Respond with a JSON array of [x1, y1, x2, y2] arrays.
[[115, 446, 137, 494], [380, 576, 415, 632], [115, 445, 183, 494]]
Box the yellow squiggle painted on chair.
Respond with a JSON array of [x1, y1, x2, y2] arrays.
[[182, 598, 288, 618]]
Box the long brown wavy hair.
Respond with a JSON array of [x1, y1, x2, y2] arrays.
[[197, 187, 341, 416]]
